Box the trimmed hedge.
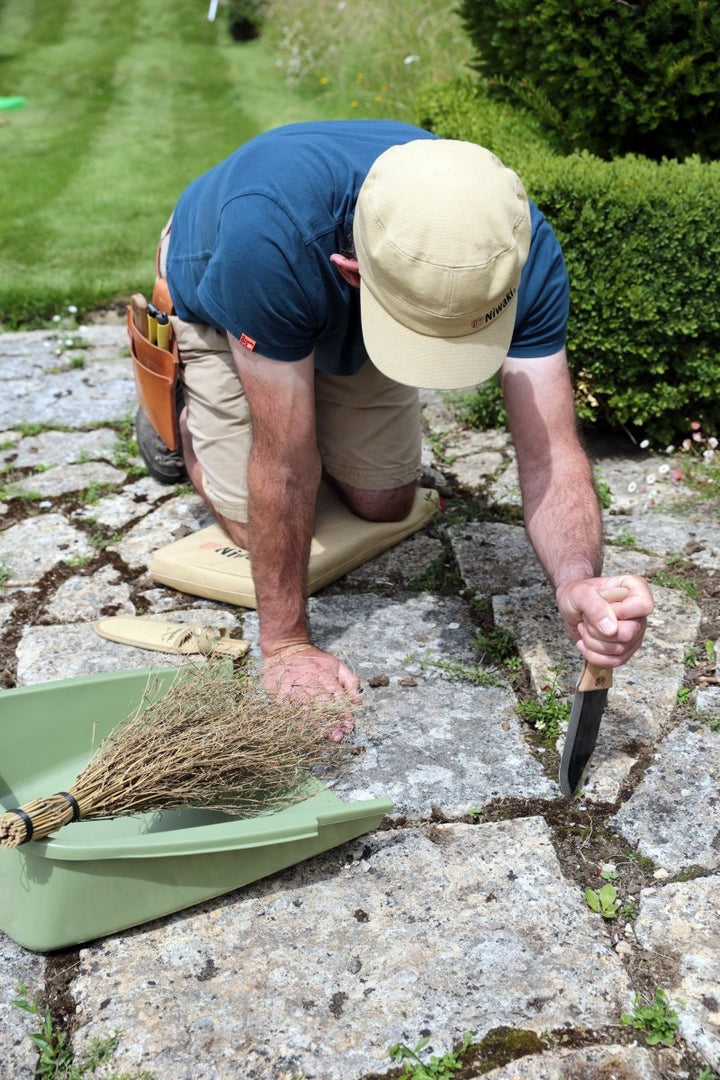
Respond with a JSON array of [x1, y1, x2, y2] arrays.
[[415, 83, 720, 444], [457, 0, 720, 162]]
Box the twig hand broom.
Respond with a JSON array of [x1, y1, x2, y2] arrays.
[[0, 663, 352, 848]]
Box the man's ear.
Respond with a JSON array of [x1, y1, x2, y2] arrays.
[[330, 252, 361, 289]]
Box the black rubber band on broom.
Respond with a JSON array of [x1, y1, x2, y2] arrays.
[[56, 791, 81, 821], [7, 807, 34, 841]]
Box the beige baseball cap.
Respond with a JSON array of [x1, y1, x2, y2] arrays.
[[354, 139, 531, 390]]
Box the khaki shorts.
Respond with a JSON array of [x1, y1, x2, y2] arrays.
[[171, 316, 421, 523], [159, 220, 420, 522]]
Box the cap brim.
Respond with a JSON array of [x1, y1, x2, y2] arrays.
[[359, 279, 517, 391]]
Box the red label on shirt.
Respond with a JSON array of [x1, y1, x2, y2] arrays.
[[238, 332, 257, 352]]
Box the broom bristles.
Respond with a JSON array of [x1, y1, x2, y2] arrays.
[[0, 663, 356, 848]]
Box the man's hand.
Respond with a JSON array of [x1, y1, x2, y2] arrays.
[[556, 575, 654, 668], [261, 643, 362, 741]]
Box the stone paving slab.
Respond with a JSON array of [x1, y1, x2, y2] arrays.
[[305, 593, 557, 811], [634, 877, 720, 1070], [0, 326, 135, 427], [473, 1043, 674, 1079], [69, 819, 634, 1080], [611, 722, 720, 872], [5, 461, 127, 500], [1, 427, 121, 469], [1, 330, 720, 1078], [0, 513, 94, 586], [15, 607, 244, 686]]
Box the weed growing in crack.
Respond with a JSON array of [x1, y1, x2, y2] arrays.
[[584, 881, 620, 919], [515, 668, 570, 743], [403, 648, 505, 688], [387, 1031, 472, 1079], [620, 987, 682, 1047], [13, 981, 155, 1079], [651, 570, 700, 600]]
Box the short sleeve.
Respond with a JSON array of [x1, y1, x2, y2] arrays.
[[508, 205, 569, 358], [196, 195, 325, 361]]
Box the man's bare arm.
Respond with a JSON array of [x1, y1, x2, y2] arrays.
[[501, 348, 653, 665], [230, 340, 319, 652], [229, 337, 360, 728]]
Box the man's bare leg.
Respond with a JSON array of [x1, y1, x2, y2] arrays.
[[179, 408, 249, 549], [323, 471, 417, 522]]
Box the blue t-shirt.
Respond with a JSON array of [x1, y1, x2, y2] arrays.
[[166, 120, 568, 374]]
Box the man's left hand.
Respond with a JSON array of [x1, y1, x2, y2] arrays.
[[556, 575, 654, 667]]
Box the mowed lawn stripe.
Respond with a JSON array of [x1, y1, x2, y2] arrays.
[[0, 0, 324, 323]]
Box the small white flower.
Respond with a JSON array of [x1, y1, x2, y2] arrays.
[[52, 314, 61, 322], [708, 437, 718, 449], [682, 439, 692, 451], [627, 481, 637, 493], [403, 54, 420, 65], [639, 439, 650, 449], [67, 304, 78, 314], [658, 463, 670, 475], [703, 449, 715, 462], [646, 473, 656, 484], [665, 445, 674, 454]]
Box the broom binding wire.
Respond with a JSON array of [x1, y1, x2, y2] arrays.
[[0, 662, 357, 849]]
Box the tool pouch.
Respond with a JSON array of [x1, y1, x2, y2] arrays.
[[126, 301, 180, 451]]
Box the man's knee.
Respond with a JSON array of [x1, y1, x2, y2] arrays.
[[332, 480, 417, 523]]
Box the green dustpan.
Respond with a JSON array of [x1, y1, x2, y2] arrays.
[[0, 667, 391, 952]]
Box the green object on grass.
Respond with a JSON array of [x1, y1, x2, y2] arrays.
[[0, 96, 25, 110], [0, 667, 391, 952]]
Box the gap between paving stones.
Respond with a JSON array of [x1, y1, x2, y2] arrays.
[[1, 323, 719, 1079]]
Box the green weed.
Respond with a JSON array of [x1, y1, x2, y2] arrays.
[[516, 669, 570, 743], [474, 626, 517, 664], [407, 556, 462, 593], [697, 710, 720, 733], [83, 481, 116, 505], [612, 530, 638, 548], [12, 982, 154, 1079], [404, 648, 504, 688], [651, 571, 699, 600], [63, 554, 92, 569], [620, 988, 681, 1047], [584, 882, 620, 920], [593, 471, 612, 509], [387, 1032, 472, 1079]]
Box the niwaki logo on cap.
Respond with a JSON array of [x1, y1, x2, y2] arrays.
[[471, 288, 516, 331]]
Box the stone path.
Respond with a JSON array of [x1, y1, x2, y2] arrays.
[[0, 320, 718, 1080]]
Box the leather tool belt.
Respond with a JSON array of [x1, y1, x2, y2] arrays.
[[126, 273, 180, 452]]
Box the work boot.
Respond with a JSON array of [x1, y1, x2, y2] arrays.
[[135, 407, 188, 484]]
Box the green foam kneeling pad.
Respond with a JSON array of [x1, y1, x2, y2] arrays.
[[150, 485, 440, 608]]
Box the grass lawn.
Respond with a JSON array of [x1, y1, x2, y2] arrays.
[[0, 0, 341, 327], [0, 0, 472, 329]]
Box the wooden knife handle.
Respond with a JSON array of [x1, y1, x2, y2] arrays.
[[577, 661, 612, 691]]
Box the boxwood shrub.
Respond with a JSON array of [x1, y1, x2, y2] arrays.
[[415, 82, 720, 444]]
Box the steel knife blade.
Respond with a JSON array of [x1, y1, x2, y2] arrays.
[[559, 660, 613, 796]]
